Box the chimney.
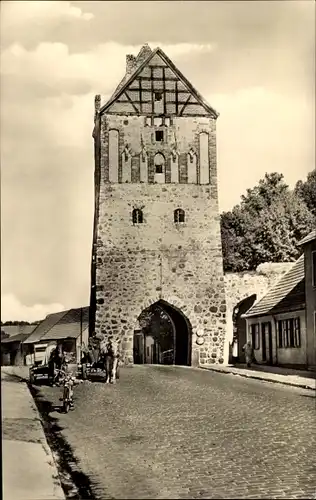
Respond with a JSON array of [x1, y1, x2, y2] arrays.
[[94, 94, 101, 112], [136, 43, 152, 66], [126, 54, 136, 74]]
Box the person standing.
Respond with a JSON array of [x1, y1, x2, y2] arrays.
[[231, 333, 238, 364], [242, 340, 254, 368]]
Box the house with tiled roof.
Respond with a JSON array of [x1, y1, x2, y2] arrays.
[[1, 332, 33, 366], [23, 307, 89, 365], [243, 230, 316, 370], [298, 230, 316, 370], [37, 307, 89, 364]]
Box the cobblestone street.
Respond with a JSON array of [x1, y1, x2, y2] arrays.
[[33, 366, 316, 499]]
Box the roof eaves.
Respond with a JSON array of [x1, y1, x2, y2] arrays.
[[157, 48, 219, 119], [242, 255, 304, 319], [23, 310, 69, 344], [297, 230, 316, 246], [99, 47, 219, 119], [100, 48, 160, 114]]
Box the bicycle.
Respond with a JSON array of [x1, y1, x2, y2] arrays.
[[56, 368, 78, 413]]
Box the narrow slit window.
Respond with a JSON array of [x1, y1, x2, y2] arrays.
[[154, 92, 162, 101], [155, 130, 164, 142], [174, 208, 185, 223], [132, 208, 143, 224]]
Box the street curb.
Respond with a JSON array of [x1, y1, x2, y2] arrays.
[[24, 380, 66, 500], [200, 366, 316, 391]]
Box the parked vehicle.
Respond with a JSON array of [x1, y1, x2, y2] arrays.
[[29, 363, 52, 384], [79, 345, 120, 381]]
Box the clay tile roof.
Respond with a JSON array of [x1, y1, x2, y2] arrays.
[[1, 332, 31, 344], [23, 309, 70, 344], [0, 325, 37, 337], [39, 307, 89, 342], [298, 230, 316, 246], [243, 254, 305, 318]]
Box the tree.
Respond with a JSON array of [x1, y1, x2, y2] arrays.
[[221, 172, 315, 272], [2, 321, 31, 325], [138, 304, 174, 351], [295, 170, 316, 218]]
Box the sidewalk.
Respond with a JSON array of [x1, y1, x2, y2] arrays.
[[201, 362, 316, 390], [1, 366, 65, 500]]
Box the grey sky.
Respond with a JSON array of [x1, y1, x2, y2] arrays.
[[1, 0, 315, 321]]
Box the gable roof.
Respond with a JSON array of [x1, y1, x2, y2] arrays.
[[39, 307, 89, 342], [100, 46, 219, 118], [243, 254, 305, 318], [0, 325, 37, 337], [23, 309, 69, 344], [1, 332, 31, 344], [298, 230, 316, 246]]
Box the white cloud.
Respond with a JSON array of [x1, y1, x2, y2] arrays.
[[1, 1, 93, 27], [1, 293, 65, 322], [211, 86, 315, 211], [1, 41, 215, 101], [148, 42, 216, 58]]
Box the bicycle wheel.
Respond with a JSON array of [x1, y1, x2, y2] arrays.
[[63, 387, 70, 413]]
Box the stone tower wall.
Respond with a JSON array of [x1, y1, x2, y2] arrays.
[[93, 111, 227, 366]]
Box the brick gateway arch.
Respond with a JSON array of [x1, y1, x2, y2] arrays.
[[133, 300, 192, 366]]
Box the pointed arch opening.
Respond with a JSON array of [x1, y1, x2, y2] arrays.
[[174, 208, 185, 223], [231, 294, 257, 363], [154, 153, 165, 183], [133, 300, 192, 366], [132, 208, 143, 224]]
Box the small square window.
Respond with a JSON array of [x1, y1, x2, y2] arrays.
[[155, 165, 163, 174], [155, 130, 163, 142], [154, 92, 162, 101]]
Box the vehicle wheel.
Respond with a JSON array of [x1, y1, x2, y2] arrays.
[[63, 400, 70, 413]]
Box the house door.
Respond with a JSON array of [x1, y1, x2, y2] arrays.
[[261, 322, 272, 364]]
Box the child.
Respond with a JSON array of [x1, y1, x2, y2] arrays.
[[59, 356, 82, 409]]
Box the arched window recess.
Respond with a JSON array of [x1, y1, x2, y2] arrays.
[[174, 208, 185, 224], [132, 208, 143, 224]]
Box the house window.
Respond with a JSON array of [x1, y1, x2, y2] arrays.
[[154, 92, 162, 101], [174, 208, 185, 223], [132, 208, 143, 224], [155, 130, 164, 142], [277, 318, 301, 348], [250, 323, 260, 349], [312, 251, 316, 287], [145, 117, 152, 126]]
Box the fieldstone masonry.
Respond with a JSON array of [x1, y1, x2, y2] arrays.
[[91, 45, 227, 366]]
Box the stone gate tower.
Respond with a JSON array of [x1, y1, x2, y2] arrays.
[[90, 44, 227, 366]]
